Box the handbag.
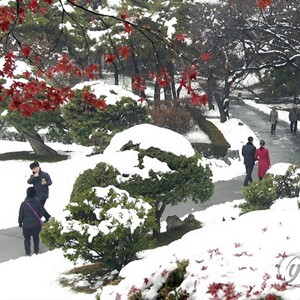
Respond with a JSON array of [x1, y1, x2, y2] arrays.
[[26, 202, 44, 226]]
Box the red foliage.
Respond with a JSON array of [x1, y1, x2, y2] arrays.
[[105, 54, 117, 65], [84, 64, 98, 80], [150, 69, 171, 88], [0, 6, 16, 32], [119, 46, 131, 60], [257, 0, 272, 10], [82, 88, 107, 110], [120, 9, 134, 35], [175, 33, 189, 42], [132, 75, 145, 92], [190, 93, 208, 106], [27, 0, 39, 13], [124, 22, 134, 35], [201, 52, 211, 62], [21, 45, 32, 58], [207, 282, 242, 299], [48, 52, 75, 77], [1, 52, 16, 78]]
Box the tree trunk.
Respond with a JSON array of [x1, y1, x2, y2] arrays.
[[167, 61, 177, 100], [153, 203, 166, 238], [207, 75, 215, 110], [214, 92, 227, 123], [154, 82, 161, 110], [113, 62, 119, 85], [23, 132, 58, 156]]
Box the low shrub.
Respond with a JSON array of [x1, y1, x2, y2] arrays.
[[42, 186, 157, 271], [150, 103, 192, 135], [240, 176, 277, 214], [240, 161, 300, 214], [190, 108, 230, 157]]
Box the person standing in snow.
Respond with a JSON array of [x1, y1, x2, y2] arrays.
[[255, 140, 271, 181], [269, 106, 278, 135], [18, 187, 44, 256], [27, 161, 52, 223], [242, 136, 256, 186], [289, 103, 300, 134]]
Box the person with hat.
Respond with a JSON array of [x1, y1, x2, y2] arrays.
[[18, 187, 44, 256], [255, 140, 271, 181], [27, 161, 52, 223]]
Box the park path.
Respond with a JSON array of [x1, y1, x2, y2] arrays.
[[162, 99, 300, 219]]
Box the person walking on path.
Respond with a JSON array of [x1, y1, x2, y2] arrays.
[[289, 103, 300, 134], [242, 136, 256, 186], [27, 161, 52, 223], [269, 106, 278, 135], [18, 187, 44, 256], [255, 140, 271, 181]]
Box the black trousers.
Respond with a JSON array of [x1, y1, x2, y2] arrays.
[[271, 123, 277, 133], [290, 121, 298, 133], [23, 226, 41, 255], [244, 164, 254, 186], [40, 198, 51, 220]]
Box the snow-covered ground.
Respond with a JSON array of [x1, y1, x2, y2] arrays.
[[0, 97, 299, 299]]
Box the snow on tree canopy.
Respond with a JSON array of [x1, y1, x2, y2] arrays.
[[104, 123, 195, 157], [90, 185, 152, 238], [72, 79, 141, 105]]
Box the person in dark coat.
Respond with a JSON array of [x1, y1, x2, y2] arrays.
[[241, 136, 256, 186], [18, 187, 44, 256], [255, 140, 271, 181], [27, 161, 52, 222], [289, 104, 300, 134]]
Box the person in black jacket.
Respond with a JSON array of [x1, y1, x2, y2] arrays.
[[18, 187, 44, 256], [27, 161, 52, 222], [241, 136, 257, 186]]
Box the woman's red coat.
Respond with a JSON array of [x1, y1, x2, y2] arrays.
[[255, 147, 271, 178]]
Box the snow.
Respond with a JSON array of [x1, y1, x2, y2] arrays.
[[0, 95, 299, 299]]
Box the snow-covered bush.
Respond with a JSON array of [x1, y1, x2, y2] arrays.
[[240, 162, 300, 214], [42, 185, 157, 271]]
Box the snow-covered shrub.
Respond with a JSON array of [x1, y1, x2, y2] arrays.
[[42, 186, 157, 271], [241, 162, 300, 214], [240, 176, 277, 214], [272, 162, 300, 198]]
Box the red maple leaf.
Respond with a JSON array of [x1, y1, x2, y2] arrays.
[[201, 52, 211, 62], [39, 6, 47, 14], [120, 10, 128, 21], [2, 52, 16, 78], [132, 75, 145, 92], [124, 22, 134, 35], [119, 46, 131, 60], [84, 64, 98, 80], [257, 0, 272, 10], [105, 54, 117, 65], [27, 0, 39, 13], [175, 33, 189, 42], [190, 93, 208, 106], [207, 282, 223, 295], [21, 45, 32, 58]]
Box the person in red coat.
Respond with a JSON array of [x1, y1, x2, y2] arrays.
[[255, 140, 271, 181]]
